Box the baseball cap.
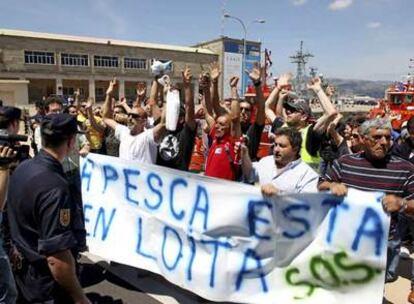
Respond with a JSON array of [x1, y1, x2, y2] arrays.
[[284, 99, 312, 116], [41, 113, 79, 137]]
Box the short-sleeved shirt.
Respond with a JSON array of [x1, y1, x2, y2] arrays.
[[156, 124, 196, 171], [205, 128, 238, 181], [83, 115, 105, 150], [248, 156, 319, 193], [7, 150, 79, 301], [115, 124, 158, 163], [320, 152, 414, 199]]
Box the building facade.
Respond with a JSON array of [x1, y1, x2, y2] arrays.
[[0, 29, 217, 105], [195, 37, 261, 99]]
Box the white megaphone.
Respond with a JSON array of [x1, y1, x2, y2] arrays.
[[151, 59, 173, 76], [165, 89, 181, 131]]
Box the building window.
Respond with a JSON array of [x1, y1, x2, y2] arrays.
[[94, 56, 119, 68], [24, 51, 55, 65], [124, 58, 147, 70], [61, 53, 89, 66]]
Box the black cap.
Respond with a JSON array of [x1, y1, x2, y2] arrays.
[[41, 113, 78, 137], [284, 99, 312, 116], [0, 106, 22, 121]]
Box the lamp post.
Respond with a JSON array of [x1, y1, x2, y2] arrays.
[[224, 14, 265, 96]]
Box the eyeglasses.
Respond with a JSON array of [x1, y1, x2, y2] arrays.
[[128, 113, 147, 120]]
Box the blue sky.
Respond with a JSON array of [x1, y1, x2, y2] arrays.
[[1, 0, 412, 81]]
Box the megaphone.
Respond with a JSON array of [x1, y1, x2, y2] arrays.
[[151, 59, 173, 76]]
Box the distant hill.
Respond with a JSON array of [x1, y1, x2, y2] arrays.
[[328, 78, 390, 98]]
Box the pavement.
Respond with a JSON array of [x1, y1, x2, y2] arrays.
[[80, 252, 412, 304]]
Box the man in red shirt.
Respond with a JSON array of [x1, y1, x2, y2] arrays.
[[204, 114, 238, 180]]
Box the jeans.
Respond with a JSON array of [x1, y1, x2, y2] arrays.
[[386, 213, 414, 287], [0, 236, 17, 304]]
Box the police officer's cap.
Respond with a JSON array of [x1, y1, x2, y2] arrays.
[[41, 113, 78, 137], [0, 106, 22, 121]]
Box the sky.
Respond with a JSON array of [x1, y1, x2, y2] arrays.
[[0, 0, 413, 81]]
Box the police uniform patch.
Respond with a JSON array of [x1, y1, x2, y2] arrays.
[[59, 209, 71, 227]]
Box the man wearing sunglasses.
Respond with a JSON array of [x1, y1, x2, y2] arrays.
[[265, 76, 338, 171], [103, 79, 165, 163]]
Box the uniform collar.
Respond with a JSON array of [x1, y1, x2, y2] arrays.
[[37, 149, 64, 175]]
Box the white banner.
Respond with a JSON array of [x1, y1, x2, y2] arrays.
[[81, 154, 390, 304]]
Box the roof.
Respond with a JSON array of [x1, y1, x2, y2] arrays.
[[0, 28, 216, 55]]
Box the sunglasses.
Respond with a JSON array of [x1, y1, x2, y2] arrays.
[[351, 134, 359, 138], [128, 113, 147, 120], [240, 107, 251, 112]]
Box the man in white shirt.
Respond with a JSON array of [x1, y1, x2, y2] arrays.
[[103, 79, 165, 162], [240, 127, 318, 194]]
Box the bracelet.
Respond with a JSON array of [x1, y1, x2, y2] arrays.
[[254, 80, 262, 87], [400, 198, 408, 213]]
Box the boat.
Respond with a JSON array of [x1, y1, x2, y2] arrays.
[[368, 76, 414, 130]]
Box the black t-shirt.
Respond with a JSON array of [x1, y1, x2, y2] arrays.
[[156, 124, 196, 171], [242, 122, 265, 161]]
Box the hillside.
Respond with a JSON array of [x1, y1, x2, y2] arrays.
[[328, 78, 390, 98]]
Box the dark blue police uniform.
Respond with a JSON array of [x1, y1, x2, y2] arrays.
[[6, 114, 85, 303]]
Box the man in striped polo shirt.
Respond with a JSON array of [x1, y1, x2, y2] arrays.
[[318, 118, 414, 303]]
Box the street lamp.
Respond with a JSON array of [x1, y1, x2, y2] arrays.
[[224, 14, 265, 96]]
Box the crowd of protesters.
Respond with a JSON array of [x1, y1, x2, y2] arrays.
[[1, 61, 414, 303]]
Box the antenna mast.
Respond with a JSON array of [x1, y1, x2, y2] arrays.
[[290, 41, 313, 95]]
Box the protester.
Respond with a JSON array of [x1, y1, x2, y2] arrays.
[[203, 76, 241, 180], [156, 67, 196, 171], [103, 79, 165, 162], [83, 97, 105, 153], [318, 118, 414, 303], [392, 116, 414, 163], [240, 127, 318, 194], [265, 75, 338, 170], [33, 96, 63, 152], [7, 113, 90, 303]]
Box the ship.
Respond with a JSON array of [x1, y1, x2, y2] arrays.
[[368, 76, 414, 130]]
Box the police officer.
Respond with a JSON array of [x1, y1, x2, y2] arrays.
[[6, 113, 90, 304]]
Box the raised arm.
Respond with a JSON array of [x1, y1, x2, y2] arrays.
[[85, 97, 105, 133], [230, 76, 241, 138], [134, 82, 147, 108], [102, 78, 118, 130], [73, 88, 81, 112], [152, 106, 166, 143], [265, 73, 292, 122], [200, 73, 214, 119], [209, 62, 228, 117], [182, 67, 196, 131], [147, 79, 162, 122], [246, 63, 265, 125], [307, 77, 338, 133]]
